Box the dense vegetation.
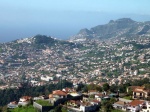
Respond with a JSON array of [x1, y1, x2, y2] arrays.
[[77, 78, 150, 94], [34, 35, 56, 45], [0, 80, 72, 106], [33, 35, 57, 49]]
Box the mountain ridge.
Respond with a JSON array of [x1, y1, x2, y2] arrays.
[[69, 18, 150, 42]]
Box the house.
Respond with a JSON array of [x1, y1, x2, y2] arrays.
[[113, 101, 126, 111], [127, 86, 141, 93], [7, 101, 18, 108], [18, 96, 31, 106], [49, 90, 68, 105], [141, 101, 150, 112], [126, 100, 145, 112], [41, 76, 53, 81], [80, 101, 99, 112], [90, 99, 100, 105], [127, 86, 150, 100], [49, 90, 67, 99], [132, 87, 150, 99], [113, 98, 132, 111]]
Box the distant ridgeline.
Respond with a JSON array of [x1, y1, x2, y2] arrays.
[[69, 18, 150, 42]]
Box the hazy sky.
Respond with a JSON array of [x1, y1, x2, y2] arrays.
[[1, 0, 150, 42]]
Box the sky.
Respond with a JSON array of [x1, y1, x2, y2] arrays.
[[0, 0, 150, 43]]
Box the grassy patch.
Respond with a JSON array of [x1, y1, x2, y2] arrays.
[[9, 105, 36, 112], [123, 96, 131, 100], [36, 100, 52, 106], [111, 109, 124, 112]]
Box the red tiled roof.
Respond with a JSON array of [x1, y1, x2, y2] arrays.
[[133, 90, 144, 93], [129, 100, 144, 106], [114, 101, 125, 105], [63, 88, 72, 93], [128, 86, 141, 90], [133, 87, 149, 94], [53, 90, 67, 96]]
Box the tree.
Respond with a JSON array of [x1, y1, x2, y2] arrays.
[[144, 84, 150, 90], [96, 86, 102, 92], [131, 78, 149, 86], [110, 98, 117, 104], [101, 101, 113, 112], [110, 84, 118, 93], [87, 84, 102, 92], [103, 83, 110, 91], [127, 88, 133, 96], [76, 83, 85, 92], [82, 86, 88, 93], [56, 80, 73, 90], [87, 84, 96, 90]]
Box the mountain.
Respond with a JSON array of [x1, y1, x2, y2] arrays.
[[70, 18, 150, 42]]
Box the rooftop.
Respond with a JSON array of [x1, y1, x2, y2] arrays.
[[129, 100, 145, 106]]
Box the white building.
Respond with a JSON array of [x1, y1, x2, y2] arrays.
[[41, 76, 53, 81]]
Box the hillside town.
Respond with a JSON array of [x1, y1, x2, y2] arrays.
[[0, 35, 149, 89], [0, 35, 149, 111], [1, 0, 150, 110]]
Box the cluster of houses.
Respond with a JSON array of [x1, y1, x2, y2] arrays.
[[114, 86, 150, 112], [113, 99, 150, 112], [0, 36, 150, 92], [7, 85, 150, 112], [7, 96, 31, 108]]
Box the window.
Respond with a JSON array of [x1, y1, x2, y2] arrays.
[[140, 93, 142, 96], [134, 92, 136, 95]]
